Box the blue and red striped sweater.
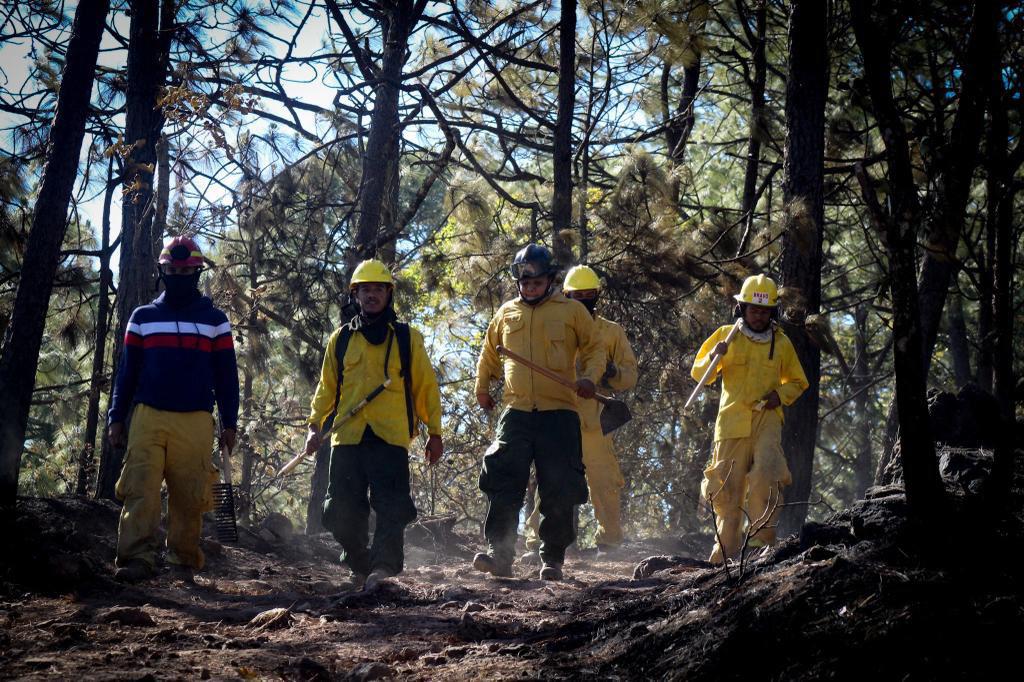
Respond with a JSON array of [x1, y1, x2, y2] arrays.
[[108, 292, 239, 428]]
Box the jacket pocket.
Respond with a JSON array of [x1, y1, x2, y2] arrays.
[[341, 341, 363, 376], [501, 313, 526, 354], [545, 320, 567, 370]]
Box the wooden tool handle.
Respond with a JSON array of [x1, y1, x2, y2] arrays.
[[275, 378, 393, 478], [684, 318, 742, 409], [220, 443, 234, 485], [276, 450, 305, 478], [495, 345, 612, 403]]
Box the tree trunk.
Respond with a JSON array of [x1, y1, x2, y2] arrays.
[[735, 0, 767, 256], [851, 0, 944, 518], [77, 165, 117, 495], [945, 293, 972, 388], [987, 23, 1017, 510], [852, 304, 873, 498], [350, 3, 419, 260], [871, 0, 995, 482], [911, 3, 993, 378], [662, 2, 707, 206], [550, 0, 577, 267], [777, 0, 827, 537], [311, 0, 426, 532], [0, 0, 110, 510], [238, 288, 257, 525], [306, 439, 332, 534], [976, 221, 994, 392], [97, 0, 175, 499]]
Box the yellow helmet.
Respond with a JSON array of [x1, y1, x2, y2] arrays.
[[734, 274, 778, 307], [563, 265, 601, 292], [350, 259, 394, 289]]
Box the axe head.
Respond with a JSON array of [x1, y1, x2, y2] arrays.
[[599, 398, 632, 435]]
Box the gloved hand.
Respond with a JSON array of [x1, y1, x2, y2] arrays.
[[477, 393, 495, 411], [762, 390, 781, 410], [600, 361, 617, 388], [576, 378, 596, 399]]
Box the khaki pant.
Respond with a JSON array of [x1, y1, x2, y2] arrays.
[[115, 405, 218, 570], [701, 410, 792, 564]]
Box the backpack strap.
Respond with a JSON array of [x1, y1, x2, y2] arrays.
[[322, 323, 354, 433], [392, 322, 416, 438], [323, 321, 415, 439]]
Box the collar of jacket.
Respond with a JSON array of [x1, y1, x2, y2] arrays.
[[739, 318, 775, 343]]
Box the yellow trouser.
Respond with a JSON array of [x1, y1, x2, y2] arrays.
[[115, 404, 219, 570], [701, 410, 792, 564], [581, 428, 625, 547], [525, 428, 625, 549]]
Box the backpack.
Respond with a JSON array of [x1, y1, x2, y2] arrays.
[[322, 322, 415, 438]]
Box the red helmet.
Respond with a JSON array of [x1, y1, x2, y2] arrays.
[[158, 236, 204, 268]]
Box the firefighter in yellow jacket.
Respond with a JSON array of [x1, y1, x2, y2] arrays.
[[303, 259, 443, 587], [691, 274, 808, 564], [473, 244, 605, 581], [523, 265, 638, 559]]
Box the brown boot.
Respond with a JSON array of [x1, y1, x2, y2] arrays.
[[114, 559, 155, 583], [473, 553, 513, 577], [539, 562, 563, 581]]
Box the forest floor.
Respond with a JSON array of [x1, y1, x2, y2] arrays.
[[2, 477, 1022, 681]]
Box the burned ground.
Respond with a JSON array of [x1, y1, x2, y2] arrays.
[[1, 463, 1022, 681]]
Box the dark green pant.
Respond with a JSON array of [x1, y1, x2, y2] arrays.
[[322, 433, 416, 576], [479, 408, 588, 566]]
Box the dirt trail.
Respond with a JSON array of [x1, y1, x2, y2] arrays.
[[3, 487, 1022, 680], [0, 497, 696, 680]]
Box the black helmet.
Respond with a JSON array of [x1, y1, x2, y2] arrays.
[[510, 243, 556, 280]]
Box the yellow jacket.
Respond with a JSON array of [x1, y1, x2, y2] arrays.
[[476, 292, 604, 412], [308, 323, 443, 449], [578, 316, 638, 433], [691, 324, 808, 442]]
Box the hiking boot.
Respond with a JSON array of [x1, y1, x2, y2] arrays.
[[364, 567, 397, 590], [114, 559, 154, 583], [539, 562, 563, 581], [473, 552, 513, 578], [166, 563, 196, 584], [519, 550, 541, 566], [338, 573, 368, 592]]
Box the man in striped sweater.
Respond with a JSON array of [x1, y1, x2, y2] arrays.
[[107, 235, 239, 582]]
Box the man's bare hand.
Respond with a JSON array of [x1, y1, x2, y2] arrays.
[[303, 427, 321, 456], [220, 427, 237, 451], [108, 422, 126, 448], [477, 393, 496, 411], [714, 341, 730, 356], [762, 391, 781, 410], [425, 434, 443, 465]]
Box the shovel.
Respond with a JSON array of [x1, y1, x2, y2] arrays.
[[496, 345, 631, 434], [684, 318, 742, 410], [212, 443, 239, 543], [275, 378, 392, 477]]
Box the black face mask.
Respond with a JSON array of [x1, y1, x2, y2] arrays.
[[348, 290, 397, 345], [578, 297, 598, 314], [162, 273, 200, 307]]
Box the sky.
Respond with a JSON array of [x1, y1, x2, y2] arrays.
[[0, 1, 347, 272]]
